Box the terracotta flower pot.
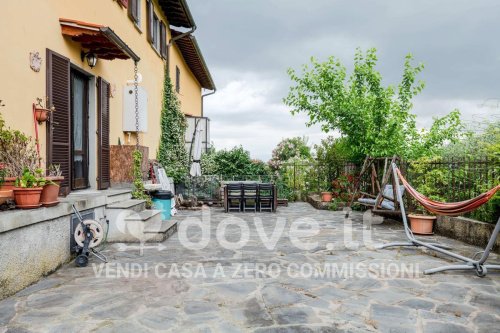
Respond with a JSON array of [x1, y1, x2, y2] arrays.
[[13, 187, 43, 209], [321, 192, 333, 202], [0, 190, 12, 205], [408, 214, 436, 235], [0, 177, 17, 200], [45, 176, 64, 186], [40, 183, 60, 207], [34, 108, 49, 123]]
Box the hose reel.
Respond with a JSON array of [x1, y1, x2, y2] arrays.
[[72, 205, 107, 267]]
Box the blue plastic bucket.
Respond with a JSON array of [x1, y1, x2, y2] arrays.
[[151, 190, 173, 220]]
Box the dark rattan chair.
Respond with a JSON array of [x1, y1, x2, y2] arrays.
[[227, 183, 243, 212], [258, 183, 274, 212], [243, 183, 258, 212]]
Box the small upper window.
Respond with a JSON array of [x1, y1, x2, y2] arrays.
[[128, 0, 141, 27], [152, 13, 160, 50], [176, 66, 181, 93]]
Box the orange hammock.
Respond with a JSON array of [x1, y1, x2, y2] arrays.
[[395, 168, 500, 216]]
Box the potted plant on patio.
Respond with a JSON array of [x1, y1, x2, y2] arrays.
[[320, 185, 333, 202], [13, 168, 45, 209], [408, 205, 436, 235], [40, 164, 63, 207]]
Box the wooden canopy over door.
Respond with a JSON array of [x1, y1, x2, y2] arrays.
[[97, 77, 111, 190], [46, 49, 71, 196]]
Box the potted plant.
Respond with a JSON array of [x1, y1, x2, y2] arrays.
[[0, 112, 41, 199], [0, 162, 10, 205], [408, 206, 436, 235], [13, 168, 45, 209], [34, 97, 55, 124], [40, 164, 63, 207], [320, 185, 333, 202]]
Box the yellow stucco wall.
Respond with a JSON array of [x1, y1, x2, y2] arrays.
[[170, 44, 203, 117], [0, 0, 203, 175]]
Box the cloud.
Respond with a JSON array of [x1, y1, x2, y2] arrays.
[[204, 72, 328, 161]]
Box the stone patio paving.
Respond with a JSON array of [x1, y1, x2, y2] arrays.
[[0, 203, 499, 332]]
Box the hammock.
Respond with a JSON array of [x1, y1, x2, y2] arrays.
[[395, 168, 500, 216], [380, 163, 500, 277]]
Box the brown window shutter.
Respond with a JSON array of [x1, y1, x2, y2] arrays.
[[160, 22, 167, 58], [46, 49, 71, 196], [120, 0, 128, 8], [146, 0, 154, 43], [97, 77, 111, 190], [128, 0, 139, 23]]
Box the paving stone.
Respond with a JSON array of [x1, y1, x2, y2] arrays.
[[472, 312, 500, 333], [423, 321, 472, 333], [469, 292, 500, 312], [137, 306, 178, 330], [272, 306, 321, 325], [435, 303, 476, 317], [399, 298, 435, 311], [242, 298, 274, 327], [184, 300, 219, 314], [0, 298, 16, 326], [370, 304, 416, 333]]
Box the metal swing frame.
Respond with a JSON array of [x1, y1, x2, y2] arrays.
[[379, 163, 500, 277]]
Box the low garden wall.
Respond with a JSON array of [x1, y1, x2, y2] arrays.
[[307, 193, 347, 211], [435, 216, 500, 253], [0, 199, 106, 300]]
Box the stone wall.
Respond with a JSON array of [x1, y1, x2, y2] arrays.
[[110, 145, 149, 187], [0, 201, 106, 300], [435, 216, 500, 252]]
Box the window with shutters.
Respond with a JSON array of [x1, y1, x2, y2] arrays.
[[128, 0, 141, 28], [176, 66, 181, 93], [146, 0, 167, 59], [152, 13, 160, 51]]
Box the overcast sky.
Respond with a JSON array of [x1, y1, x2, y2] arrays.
[[188, 0, 500, 161]]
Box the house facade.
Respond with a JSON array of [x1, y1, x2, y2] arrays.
[[0, 0, 215, 195]]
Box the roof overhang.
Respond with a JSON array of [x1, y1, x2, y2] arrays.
[[60, 18, 140, 62], [158, 0, 196, 28], [172, 29, 215, 91]]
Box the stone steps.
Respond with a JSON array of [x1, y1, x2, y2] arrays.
[[105, 197, 176, 243]]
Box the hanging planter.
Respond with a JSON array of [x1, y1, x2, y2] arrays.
[[34, 108, 50, 123], [33, 97, 55, 124]]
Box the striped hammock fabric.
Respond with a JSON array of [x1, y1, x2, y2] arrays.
[[395, 168, 500, 216]]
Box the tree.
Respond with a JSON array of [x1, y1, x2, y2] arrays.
[[157, 71, 189, 183], [269, 137, 312, 170], [200, 146, 271, 177], [284, 48, 463, 161]]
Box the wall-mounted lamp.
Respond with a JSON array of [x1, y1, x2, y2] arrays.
[[81, 51, 98, 68]]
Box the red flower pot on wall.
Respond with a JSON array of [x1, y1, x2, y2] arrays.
[[13, 187, 43, 209], [0, 177, 17, 200]]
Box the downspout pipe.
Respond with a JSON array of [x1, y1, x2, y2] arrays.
[[201, 88, 216, 117], [166, 25, 197, 76]]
